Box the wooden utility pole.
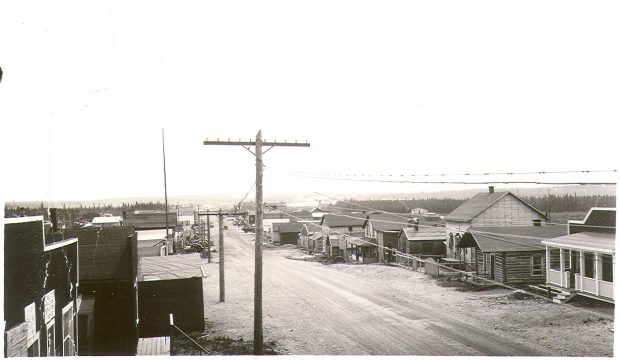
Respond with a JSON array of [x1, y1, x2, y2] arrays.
[[206, 215, 211, 262], [203, 130, 310, 354], [218, 209, 225, 302], [162, 128, 172, 254]]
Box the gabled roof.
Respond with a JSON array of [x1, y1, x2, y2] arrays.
[[64, 226, 137, 281], [400, 226, 445, 241], [542, 232, 615, 253], [458, 225, 566, 253], [445, 191, 548, 223], [363, 213, 413, 232], [320, 213, 367, 227], [139, 253, 206, 281], [274, 223, 302, 233]]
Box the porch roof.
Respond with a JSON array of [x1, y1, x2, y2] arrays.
[[542, 232, 615, 254], [459, 225, 566, 253]]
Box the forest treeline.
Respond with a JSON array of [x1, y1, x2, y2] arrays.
[[4, 194, 616, 220], [334, 194, 616, 214]]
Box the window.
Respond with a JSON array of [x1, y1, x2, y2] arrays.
[[549, 248, 561, 270], [562, 249, 571, 270], [62, 303, 75, 356], [602, 254, 613, 282], [46, 322, 55, 356], [584, 252, 595, 278], [531, 255, 543, 276]]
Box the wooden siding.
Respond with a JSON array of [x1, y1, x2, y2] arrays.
[[472, 195, 546, 227]]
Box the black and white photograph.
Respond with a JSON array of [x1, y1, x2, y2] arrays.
[[1, 0, 618, 357]]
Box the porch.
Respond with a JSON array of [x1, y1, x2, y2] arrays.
[[545, 244, 614, 302]]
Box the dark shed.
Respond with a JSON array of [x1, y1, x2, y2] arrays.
[[138, 254, 206, 337]]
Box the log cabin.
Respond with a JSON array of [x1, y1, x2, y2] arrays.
[[457, 225, 566, 285]]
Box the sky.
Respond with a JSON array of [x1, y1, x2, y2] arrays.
[[1, 0, 618, 205]]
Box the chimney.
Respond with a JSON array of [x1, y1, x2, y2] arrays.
[[533, 219, 542, 227], [50, 208, 59, 232], [488, 186, 495, 194]]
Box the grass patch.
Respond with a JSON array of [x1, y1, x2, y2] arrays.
[[173, 333, 279, 355]]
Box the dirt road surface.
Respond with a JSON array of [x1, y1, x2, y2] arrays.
[[201, 221, 613, 356]]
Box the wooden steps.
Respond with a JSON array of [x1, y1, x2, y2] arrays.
[[528, 284, 577, 304]]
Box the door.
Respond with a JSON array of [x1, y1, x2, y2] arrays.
[[490, 254, 496, 280]]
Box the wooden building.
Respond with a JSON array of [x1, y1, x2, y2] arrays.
[[4, 216, 78, 357], [63, 226, 139, 355], [444, 186, 549, 270], [138, 254, 207, 337], [123, 211, 177, 230], [363, 213, 415, 262], [457, 225, 566, 285], [272, 223, 302, 245], [320, 213, 368, 255], [299, 222, 323, 253], [396, 224, 446, 264], [343, 233, 379, 263], [542, 208, 615, 303]]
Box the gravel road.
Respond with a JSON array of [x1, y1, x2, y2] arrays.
[[201, 222, 558, 356]]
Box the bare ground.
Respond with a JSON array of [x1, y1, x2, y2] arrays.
[[199, 223, 613, 356]]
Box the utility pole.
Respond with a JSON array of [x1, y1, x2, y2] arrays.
[[206, 215, 211, 263], [162, 128, 171, 254], [203, 130, 310, 354], [218, 209, 225, 302]]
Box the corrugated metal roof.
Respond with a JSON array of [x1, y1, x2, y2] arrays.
[[542, 232, 615, 253], [459, 225, 567, 253], [445, 191, 548, 223], [139, 253, 205, 281]]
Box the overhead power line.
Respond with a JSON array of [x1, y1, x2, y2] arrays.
[[270, 168, 617, 178]]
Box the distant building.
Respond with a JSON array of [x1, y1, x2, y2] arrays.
[[311, 207, 329, 221], [91, 216, 122, 227], [299, 223, 323, 253], [272, 223, 302, 245], [444, 186, 549, 270], [363, 213, 416, 262], [4, 216, 78, 357], [123, 211, 177, 231], [410, 208, 428, 215], [397, 224, 446, 262], [320, 213, 367, 254]]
